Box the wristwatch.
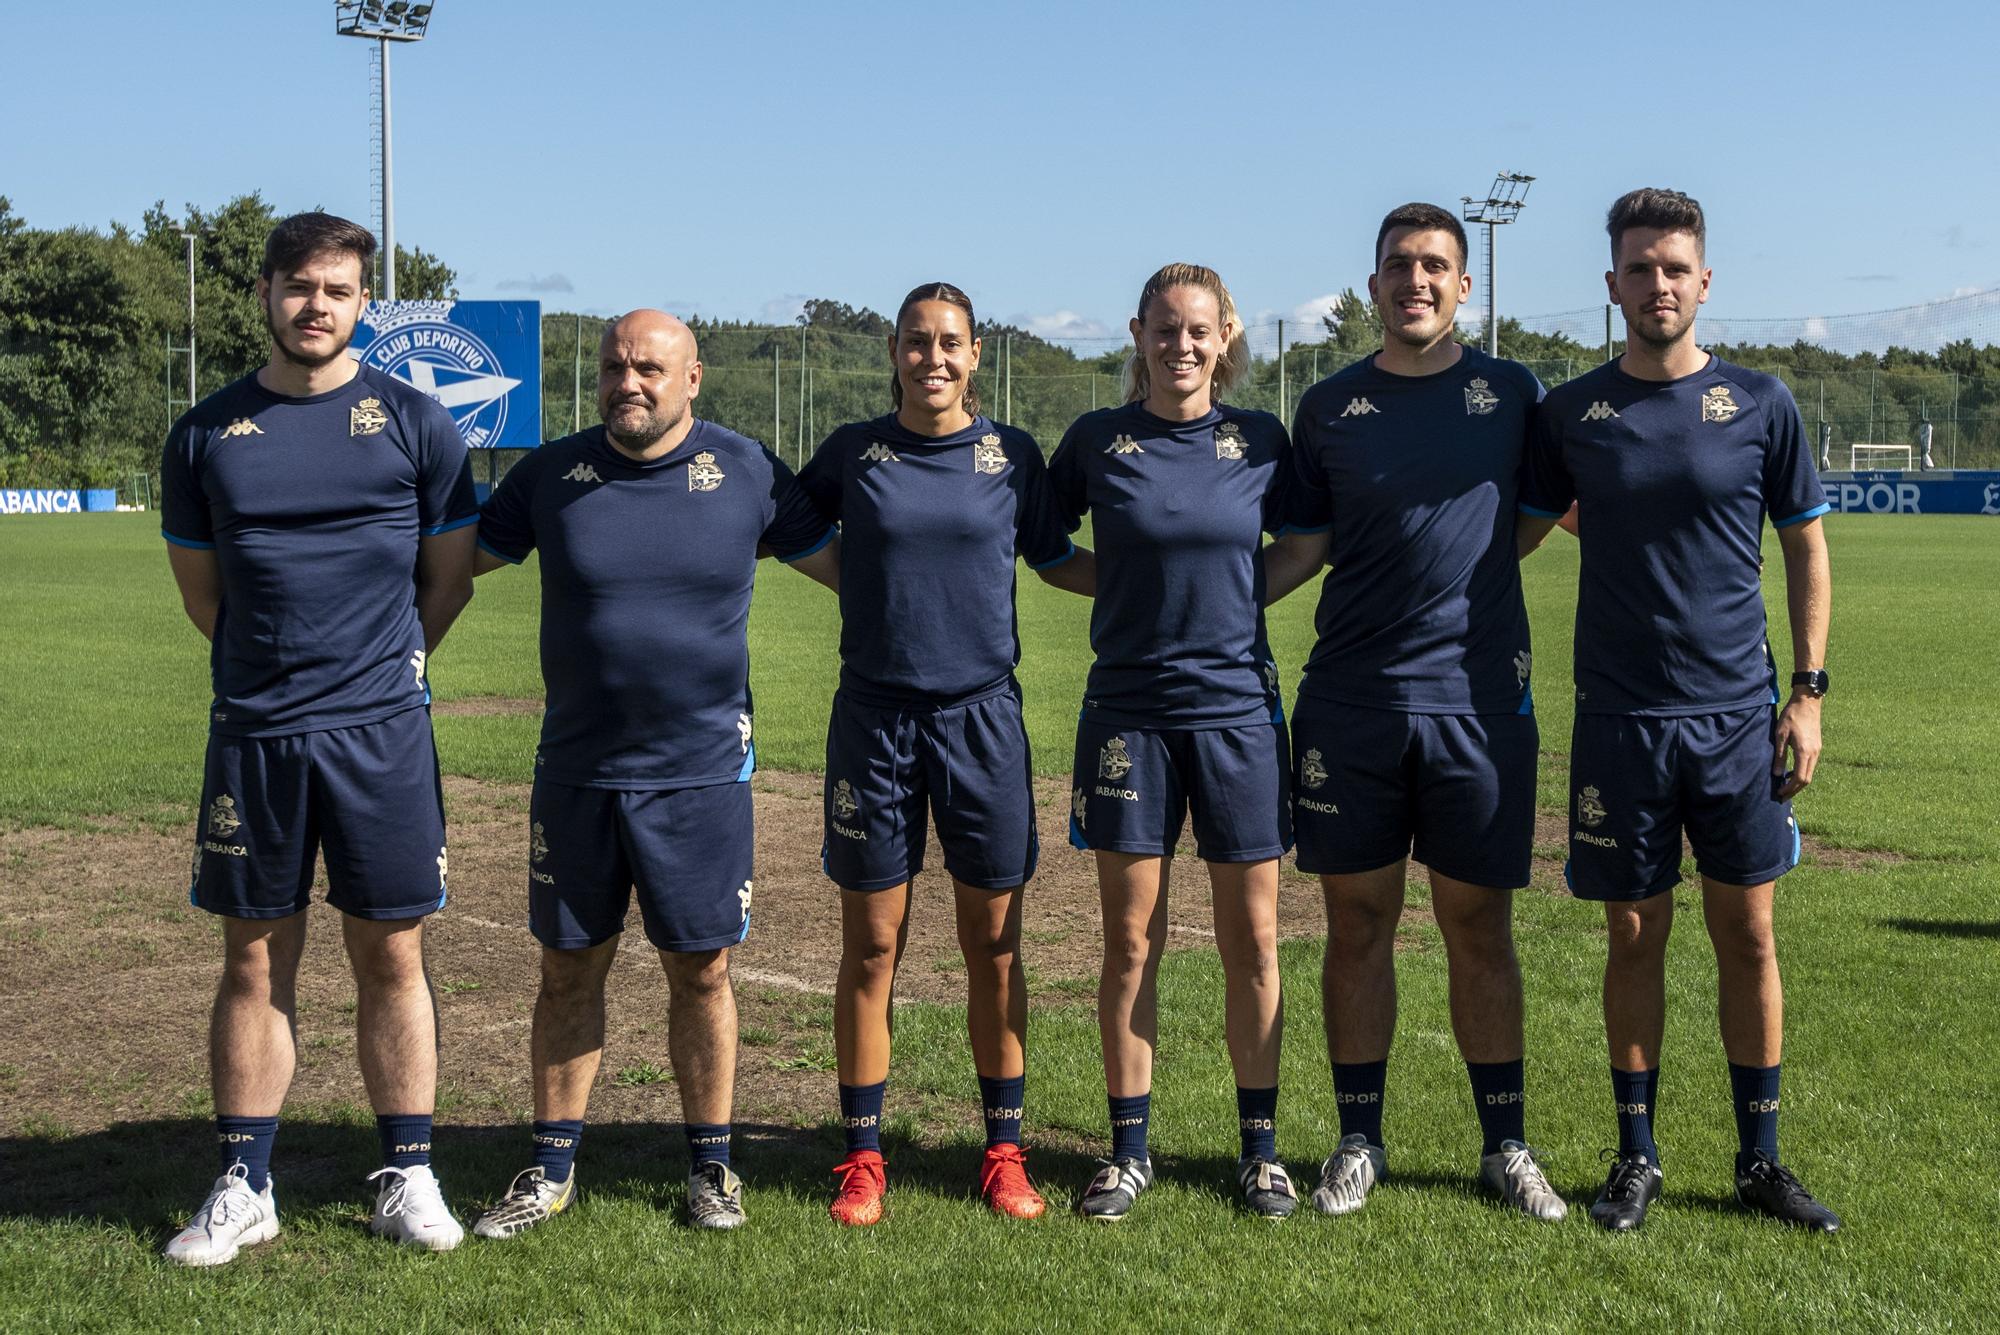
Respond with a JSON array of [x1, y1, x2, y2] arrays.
[[1790, 669, 1830, 698]]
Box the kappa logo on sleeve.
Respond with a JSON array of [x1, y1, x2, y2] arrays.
[[219, 418, 265, 439], [561, 462, 604, 484], [1581, 401, 1620, 422], [1339, 397, 1380, 418], [859, 442, 900, 464], [1104, 434, 1145, 455]]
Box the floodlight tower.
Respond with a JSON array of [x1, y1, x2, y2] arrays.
[[334, 1, 437, 300], [1460, 171, 1534, 357]]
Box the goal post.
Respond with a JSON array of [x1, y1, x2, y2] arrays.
[[1849, 443, 1913, 472]]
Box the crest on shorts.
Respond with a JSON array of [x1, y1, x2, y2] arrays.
[[530, 821, 550, 865], [1072, 785, 1088, 831], [974, 433, 1007, 475], [832, 779, 859, 819], [1701, 385, 1740, 424], [1577, 785, 1608, 828], [1099, 736, 1133, 781], [208, 795, 243, 838], [688, 451, 725, 492], [350, 397, 389, 437], [1215, 421, 1246, 460], [737, 879, 754, 921], [1464, 378, 1500, 416], [1301, 749, 1329, 790]]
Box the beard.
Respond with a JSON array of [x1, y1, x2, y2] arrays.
[[603, 398, 687, 453], [265, 301, 355, 371], [1625, 306, 1696, 350]]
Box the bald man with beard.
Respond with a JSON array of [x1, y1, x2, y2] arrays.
[[469, 311, 840, 1234]]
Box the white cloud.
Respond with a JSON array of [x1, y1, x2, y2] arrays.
[[761, 294, 811, 322], [1020, 310, 1112, 340], [497, 273, 574, 294], [1802, 316, 1831, 341], [1289, 293, 1346, 329]]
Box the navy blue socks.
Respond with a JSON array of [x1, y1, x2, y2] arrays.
[[1612, 1066, 1661, 1162], [1236, 1085, 1278, 1161], [1466, 1059, 1527, 1155], [1729, 1062, 1782, 1170], [685, 1122, 732, 1169], [839, 1081, 886, 1154], [978, 1074, 1026, 1147], [1108, 1092, 1151, 1162], [532, 1119, 583, 1182], [215, 1115, 279, 1192], [1332, 1060, 1388, 1147], [376, 1114, 433, 1170]]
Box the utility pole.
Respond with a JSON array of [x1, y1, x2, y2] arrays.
[[179, 229, 197, 403], [1461, 171, 1534, 357]]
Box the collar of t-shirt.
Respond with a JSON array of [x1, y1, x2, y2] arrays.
[[867, 413, 995, 452], [586, 419, 722, 474], [1122, 402, 1223, 438]]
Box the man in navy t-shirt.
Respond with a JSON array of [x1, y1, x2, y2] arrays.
[[468, 311, 837, 1236], [1518, 189, 1839, 1234], [1262, 204, 1564, 1223], [160, 213, 478, 1264]]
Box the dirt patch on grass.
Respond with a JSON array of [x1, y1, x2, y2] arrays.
[[0, 772, 1555, 1139]]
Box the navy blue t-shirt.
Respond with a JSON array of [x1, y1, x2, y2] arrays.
[[1047, 402, 1289, 729], [1285, 347, 1541, 716], [1521, 355, 1830, 716], [798, 413, 1074, 706], [476, 421, 835, 788], [160, 365, 477, 737]]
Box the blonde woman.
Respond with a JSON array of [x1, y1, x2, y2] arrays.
[[1046, 264, 1296, 1220]]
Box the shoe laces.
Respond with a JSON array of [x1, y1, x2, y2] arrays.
[[368, 1165, 444, 1219], [832, 1154, 885, 1197], [498, 1167, 550, 1206], [690, 1163, 741, 1215], [1598, 1149, 1655, 1202], [980, 1145, 1033, 1195], [201, 1164, 255, 1227], [1499, 1144, 1553, 1193], [1747, 1157, 1816, 1207]]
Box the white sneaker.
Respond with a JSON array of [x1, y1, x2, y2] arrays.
[[1312, 1132, 1387, 1216], [1480, 1140, 1568, 1221], [367, 1164, 465, 1251], [164, 1163, 279, 1266]]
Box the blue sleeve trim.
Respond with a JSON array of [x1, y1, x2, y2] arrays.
[[1517, 503, 1565, 519], [421, 514, 479, 537], [775, 526, 837, 563], [1273, 522, 1333, 537], [1026, 540, 1077, 571], [475, 537, 526, 565], [161, 530, 215, 550], [1772, 502, 1831, 529]]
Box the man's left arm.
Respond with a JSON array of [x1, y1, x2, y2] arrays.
[[416, 526, 477, 652], [1773, 516, 1830, 800]]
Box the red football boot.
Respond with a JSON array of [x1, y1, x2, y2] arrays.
[[829, 1150, 887, 1227], [979, 1143, 1046, 1220]]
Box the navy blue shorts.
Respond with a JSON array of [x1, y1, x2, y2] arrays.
[[1290, 700, 1538, 888], [1068, 718, 1291, 862], [190, 706, 448, 921], [528, 778, 755, 952], [822, 686, 1038, 893], [1566, 707, 1801, 901]]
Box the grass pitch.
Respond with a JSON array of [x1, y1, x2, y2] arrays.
[[0, 514, 1996, 1331]]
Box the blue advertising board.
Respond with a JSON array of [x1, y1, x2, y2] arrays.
[[1818, 471, 2000, 516], [351, 300, 541, 449]]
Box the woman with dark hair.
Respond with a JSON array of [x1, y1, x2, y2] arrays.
[[797, 283, 1093, 1226], [1048, 263, 1297, 1221]]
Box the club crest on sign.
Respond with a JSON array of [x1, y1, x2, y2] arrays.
[[974, 433, 1007, 475], [688, 451, 725, 491], [530, 821, 550, 865], [1099, 736, 1133, 781], [832, 779, 859, 819], [350, 397, 389, 437], [208, 795, 243, 838], [1464, 378, 1500, 416], [1301, 748, 1329, 790], [1215, 422, 1246, 460], [1701, 385, 1740, 424], [1577, 785, 1608, 828]]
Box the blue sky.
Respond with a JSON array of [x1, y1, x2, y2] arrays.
[[5, 0, 1996, 351]]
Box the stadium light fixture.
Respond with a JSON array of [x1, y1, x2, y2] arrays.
[[335, 0, 437, 300], [1461, 171, 1534, 358]]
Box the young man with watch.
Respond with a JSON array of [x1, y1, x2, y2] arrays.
[[1519, 188, 1839, 1234]]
